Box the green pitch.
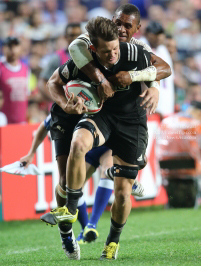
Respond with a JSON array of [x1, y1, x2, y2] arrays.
[[0, 207, 200, 266]]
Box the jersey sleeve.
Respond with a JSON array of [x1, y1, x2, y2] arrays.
[[44, 114, 51, 131], [58, 59, 74, 84]]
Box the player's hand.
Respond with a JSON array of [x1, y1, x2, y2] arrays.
[[108, 71, 132, 87], [20, 153, 34, 168], [139, 87, 159, 115], [97, 79, 115, 103], [63, 93, 88, 114]]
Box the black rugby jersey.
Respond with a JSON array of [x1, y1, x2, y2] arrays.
[[59, 42, 151, 118]]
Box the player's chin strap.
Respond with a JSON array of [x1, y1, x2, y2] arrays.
[[74, 120, 99, 147], [111, 164, 139, 180]]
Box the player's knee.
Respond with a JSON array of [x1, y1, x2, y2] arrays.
[[71, 137, 91, 159], [114, 188, 130, 206]]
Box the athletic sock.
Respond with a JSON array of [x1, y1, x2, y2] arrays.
[[89, 178, 113, 227], [66, 187, 83, 215], [58, 223, 72, 238], [106, 218, 126, 245], [77, 195, 88, 230]]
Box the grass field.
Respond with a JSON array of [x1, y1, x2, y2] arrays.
[[0, 207, 201, 266]]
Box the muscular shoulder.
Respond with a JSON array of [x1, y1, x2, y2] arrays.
[[130, 37, 152, 53]]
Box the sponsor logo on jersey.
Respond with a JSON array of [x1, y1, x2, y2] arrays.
[[61, 65, 69, 79], [116, 85, 131, 91], [137, 154, 143, 161], [57, 125, 65, 134]]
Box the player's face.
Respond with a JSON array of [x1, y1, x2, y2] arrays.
[[66, 26, 82, 45], [3, 44, 21, 62], [112, 12, 141, 43], [95, 38, 119, 67]]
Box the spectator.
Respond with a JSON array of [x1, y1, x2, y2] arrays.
[[141, 21, 175, 117], [0, 37, 30, 124], [0, 90, 7, 126], [39, 23, 82, 103], [183, 56, 201, 84], [87, 0, 117, 20], [165, 35, 178, 62], [42, 0, 67, 25]]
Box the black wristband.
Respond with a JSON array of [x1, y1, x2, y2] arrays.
[[91, 77, 106, 86]]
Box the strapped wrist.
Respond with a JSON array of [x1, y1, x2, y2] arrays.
[[129, 66, 157, 82], [149, 81, 160, 91]]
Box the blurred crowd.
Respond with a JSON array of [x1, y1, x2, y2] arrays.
[[0, 0, 201, 126]]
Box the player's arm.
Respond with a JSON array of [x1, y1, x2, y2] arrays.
[[69, 34, 115, 102], [132, 39, 171, 80], [150, 54, 171, 81], [137, 48, 160, 114], [20, 120, 48, 168], [47, 63, 88, 114], [108, 40, 171, 87]]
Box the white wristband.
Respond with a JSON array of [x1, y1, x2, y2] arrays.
[[129, 66, 157, 82], [149, 81, 160, 91]]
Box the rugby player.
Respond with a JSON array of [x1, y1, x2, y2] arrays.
[[41, 16, 171, 260], [41, 3, 171, 247], [65, 3, 171, 244], [35, 21, 145, 244]]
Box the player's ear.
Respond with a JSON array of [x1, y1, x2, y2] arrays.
[[136, 24, 141, 33], [90, 45, 96, 52]]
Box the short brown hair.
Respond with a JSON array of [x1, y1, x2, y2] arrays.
[[86, 16, 119, 48]]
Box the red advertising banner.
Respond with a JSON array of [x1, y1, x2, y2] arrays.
[[0, 117, 168, 221]]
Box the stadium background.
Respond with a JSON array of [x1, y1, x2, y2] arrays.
[[0, 0, 201, 222]]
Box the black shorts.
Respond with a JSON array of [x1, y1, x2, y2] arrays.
[[50, 103, 82, 157], [81, 109, 148, 165]]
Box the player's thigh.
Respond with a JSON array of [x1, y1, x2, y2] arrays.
[[110, 117, 148, 166], [99, 149, 113, 179], [74, 118, 105, 147], [80, 112, 111, 147]]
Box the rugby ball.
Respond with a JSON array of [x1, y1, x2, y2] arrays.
[[64, 80, 102, 114]]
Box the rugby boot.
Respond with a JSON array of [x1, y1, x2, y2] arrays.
[[76, 230, 86, 244], [83, 223, 99, 242], [100, 242, 120, 260], [40, 206, 78, 226], [60, 229, 80, 260]]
